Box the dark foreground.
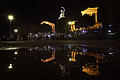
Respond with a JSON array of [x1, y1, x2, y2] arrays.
[[0, 41, 120, 80]]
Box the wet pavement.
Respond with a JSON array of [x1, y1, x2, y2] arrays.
[[0, 44, 120, 80]]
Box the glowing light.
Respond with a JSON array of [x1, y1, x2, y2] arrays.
[[8, 64, 13, 69], [82, 30, 87, 33], [14, 58, 16, 59], [82, 48, 87, 53], [68, 21, 75, 25], [69, 58, 76, 62], [108, 30, 111, 33], [14, 51, 18, 55], [68, 34, 72, 37], [35, 34, 38, 37], [30, 49, 32, 51], [109, 24, 112, 27], [41, 21, 55, 32], [109, 53, 113, 55], [14, 29, 18, 33], [0, 47, 19, 50], [8, 15, 14, 21], [68, 22, 71, 25], [81, 7, 98, 23], [69, 58, 72, 61], [48, 35, 51, 38]]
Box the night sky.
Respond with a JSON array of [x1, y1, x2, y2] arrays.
[[0, 0, 120, 33]]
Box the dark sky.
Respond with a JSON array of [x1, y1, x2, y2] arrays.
[[0, 0, 120, 33], [0, 0, 102, 24]]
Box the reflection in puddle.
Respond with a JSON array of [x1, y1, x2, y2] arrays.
[[14, 51, 18, 55], [41, 50, 55, 62], [0, 47, 20, 50], [0, 45, 120, 79], [82, 64, 100, 75], [8, 64, 13, 69]]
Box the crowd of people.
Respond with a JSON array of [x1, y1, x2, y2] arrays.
[[0, 29, 119, 41]]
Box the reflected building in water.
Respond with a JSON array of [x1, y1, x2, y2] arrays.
[[0, 45, 120, 79]]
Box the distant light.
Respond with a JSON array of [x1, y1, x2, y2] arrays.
[[109, 53, 113, 55], [48, 35, 51, 38], [14, 29, 18, 33], [8, 64, 13, 69], [51, 33, 54, 36], [68, 34, 72, 37], [30, 49, 32, 51], [8, 15, 14, 21], [48, 46, 51, 49], [69, 58, 72, 61], [109, 24, 112, 27], [34, 47, 38, 50], [82, 30, 87, 33], [82, 30, 85, 33], [108, 30, 111, 33], [82, 48, 87, 53], [68, 21, 75, 25], [14, 51, 18, 55], [94, 30, 97, 32], [35, 34, 38, 37], [68, 22, 71, 25], [14, 58, 17, 59], [69, 58, 76, 62], [52, 48, 54, 50]]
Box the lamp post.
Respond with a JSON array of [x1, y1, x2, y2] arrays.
[[8, 15, 14, 35]]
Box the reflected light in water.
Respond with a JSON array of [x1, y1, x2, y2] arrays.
[[82, 64, 100, 75], [0, 47, 19, 50], [14, 51, 18, 55], [8, 64, 13, 69], [109, 52, 113, 55], [69, 58, 72, 61], [41, 51, 55, 62]]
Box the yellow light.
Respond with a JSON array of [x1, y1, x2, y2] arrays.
[[68, 21, 75, 25], [81, 7, 98, 23], [8, 64, 13, 69], [14, 29, 18, 33], [8, 15, 14, 21], [41, 21, 55, 32]]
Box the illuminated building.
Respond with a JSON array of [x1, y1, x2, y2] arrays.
[[81, 7, 102, 30], [41, 21, 55, 33], [81, 7, 98, 23]]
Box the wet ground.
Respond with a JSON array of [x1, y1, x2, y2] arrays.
[[0, 44, 120, 80]]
